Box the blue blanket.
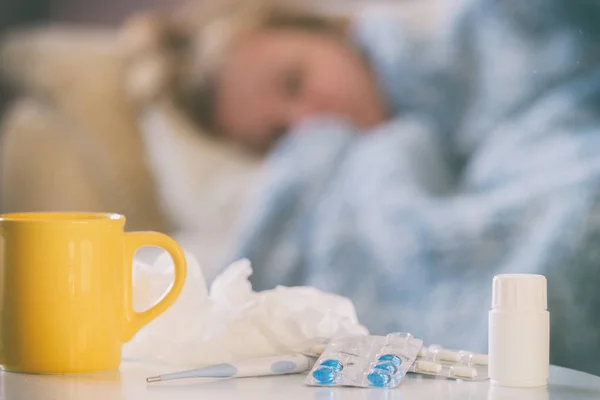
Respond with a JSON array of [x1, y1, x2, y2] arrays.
[[229, 0, 600, 374]]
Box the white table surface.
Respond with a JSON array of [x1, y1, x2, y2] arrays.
[[2, 361, 600, 400]]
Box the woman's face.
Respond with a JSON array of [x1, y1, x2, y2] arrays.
[[214, 28, 388, 152]]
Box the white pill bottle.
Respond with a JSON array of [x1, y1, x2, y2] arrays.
[[489, 274, 550, 388]]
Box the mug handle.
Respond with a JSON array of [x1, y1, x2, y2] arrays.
[[122, 231, 187, 341]]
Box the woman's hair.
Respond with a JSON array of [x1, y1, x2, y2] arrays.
[[122, 0, 347, 134]]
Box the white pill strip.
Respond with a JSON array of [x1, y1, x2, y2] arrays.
[[436, 349, 461, 363], [414, 360, 443, 374], [471, 354, 488, 365], [449, 365, 478, 379], [418, 348, 488, 366]]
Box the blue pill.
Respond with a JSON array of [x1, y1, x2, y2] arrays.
[[312, 367, 337, 384], [374, 362, 398, 374], [368, 371, 391, 387], [378, 354, 402, 367], [320, 359, 344, 372]]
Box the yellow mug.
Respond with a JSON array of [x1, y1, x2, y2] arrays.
[[0, 212, 187, 374]]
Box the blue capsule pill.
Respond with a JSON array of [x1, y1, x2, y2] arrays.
[[313, 367, 337, 384], [378, 354, 402, 367], [320, 359, 344, 372], [368, 371, 391, 387], [374, 362, 398, 374]]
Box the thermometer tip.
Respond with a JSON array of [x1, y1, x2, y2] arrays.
[[146, 376, 162, 383]]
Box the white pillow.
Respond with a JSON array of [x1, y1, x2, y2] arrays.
[[138, 104, 262, 280]]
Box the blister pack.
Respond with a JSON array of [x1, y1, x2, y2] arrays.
[[411, 344, 489, 381], [304, 332, 423, 389]]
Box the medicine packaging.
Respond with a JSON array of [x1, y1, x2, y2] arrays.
[[411, 344, 489, 381], [305, 332, 423, 389]]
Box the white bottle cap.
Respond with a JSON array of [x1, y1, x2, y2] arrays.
[[492, 274, 547, 311]]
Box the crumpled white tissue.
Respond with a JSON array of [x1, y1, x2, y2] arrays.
[[122, 251, 368, 367]]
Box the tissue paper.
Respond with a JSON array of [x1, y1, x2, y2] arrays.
[[123, 251, 368, 367]]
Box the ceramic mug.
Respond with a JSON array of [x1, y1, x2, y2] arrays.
[[0, 212, 187, 374]]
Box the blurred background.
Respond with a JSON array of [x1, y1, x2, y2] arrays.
[[0, 0, 169, 116]]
